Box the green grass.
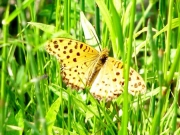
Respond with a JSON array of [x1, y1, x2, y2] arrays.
[[0, 0, 180, 134]]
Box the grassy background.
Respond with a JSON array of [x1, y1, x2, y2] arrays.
[[0, 0, 180, 134]]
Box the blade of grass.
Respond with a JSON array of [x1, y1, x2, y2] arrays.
[[171, 75, 179, 133], [120, 0, 136, 134], [18, 0, 48, 133], [79, 0, 85, 41], [64, 0, 71, 32], [95, 4, 101, 42], [134, 2, 154, 33], [0, 5, 10, 135], [147, 20, 158, 71], [169, 12, 180, 132], [166, 16, 180, 83], [109, 0, 124, 59], [95, 0, 118, 58], [5, 0, 34, 24], [164, 0, 174, 82], [56, 0, 61, 31], [150, 49, 165, 135]]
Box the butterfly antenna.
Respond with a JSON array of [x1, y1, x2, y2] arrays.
[[91, 28, 102, 51]]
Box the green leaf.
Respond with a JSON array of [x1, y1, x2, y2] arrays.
[[46, 97, 61, 134]]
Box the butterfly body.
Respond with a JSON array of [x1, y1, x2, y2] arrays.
[[46, 38, 146, 101], [86, 48, 109, 86]]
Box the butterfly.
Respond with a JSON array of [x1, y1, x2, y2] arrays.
[[46, 38, 146, 101]]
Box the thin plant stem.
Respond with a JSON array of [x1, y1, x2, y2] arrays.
[[121, 0, 136, 134]]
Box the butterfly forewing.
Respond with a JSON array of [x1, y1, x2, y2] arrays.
[[46, 38, 100, 90]]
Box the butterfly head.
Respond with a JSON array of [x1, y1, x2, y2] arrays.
[[99, 49, 109, 64]]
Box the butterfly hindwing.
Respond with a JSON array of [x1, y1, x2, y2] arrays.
[[90, 57, 124, 101], [90, 57, 146, 101]]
